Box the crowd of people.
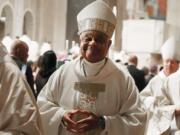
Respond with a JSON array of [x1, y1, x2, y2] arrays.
[[1, 0, 180, 135]]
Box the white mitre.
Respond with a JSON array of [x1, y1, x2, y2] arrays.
[[161, 37, 180, 61], [77, 0, 116, 38]]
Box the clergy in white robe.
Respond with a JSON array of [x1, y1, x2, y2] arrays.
[[160, 69, 180, 134], [142, 69, 180, 135], [140, 37, 180, 134], [0, 44, 44, 134], [140, 70, 168, 109], [140, 70, 170, 135], [37, 56, 147, 135], [37, 1, 147, 135]]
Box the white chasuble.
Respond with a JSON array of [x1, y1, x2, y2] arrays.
[[141, 70, 180, 135], [74, 82, 105, 114], [161, 70, 180, 135], [37, 57, 147, 135]]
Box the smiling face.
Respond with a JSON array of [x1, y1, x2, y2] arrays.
[[79, 30, 111, 63], [163, 59, 179, 76]]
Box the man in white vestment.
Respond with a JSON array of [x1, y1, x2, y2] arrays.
[[37, 1, 147, 135], [140, 37, 180, 135], [0, 43, 44, 134], [158, 69, 180, 135]]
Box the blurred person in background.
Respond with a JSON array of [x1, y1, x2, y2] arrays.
[[152, 66, 180, 134], [0, 43, 43, 134], [127, 55, 146, 91], [140, 36, 180, 135], [145, 64, 158, 84], [10, 39, 36, 97], [35, 50, 57, 98]]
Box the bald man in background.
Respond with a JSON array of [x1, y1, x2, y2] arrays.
[[0, 43, 43, 134], [10, 39, 36, 97]]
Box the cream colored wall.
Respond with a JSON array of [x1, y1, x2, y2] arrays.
[[114, 0, 128, 51], [0, 1, 13, 37], [0, 0, 68, 54], [38, 0, 67, 53], [52, 0, 67, 52], [0, 0, 36, 38], [40, 0, 54, 44], [0, 0, 180, 58]]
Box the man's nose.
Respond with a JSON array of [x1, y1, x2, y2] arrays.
[[89, 39, 97, 45], [167, 61, 173, 66]]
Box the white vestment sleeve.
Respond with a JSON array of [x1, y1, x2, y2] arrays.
[[0, 132, 13, 135], [140, 73, 167, 111], [0, 131, 24, 135], [0, 62, 43, 135], [37, 69, 67, 135], [162, 79, 180, 133], [37, 60, 147, 135], [102, 76, 147, 135], [144, 79, 179, 135], [140, 83, 156, 109]]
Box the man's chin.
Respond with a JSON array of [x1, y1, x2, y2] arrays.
[[85, 57, 99, 63]]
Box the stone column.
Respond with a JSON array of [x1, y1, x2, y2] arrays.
[[114, 0, 127, 52], [13, 0, 24, 38], [53, 0, 68, 52]]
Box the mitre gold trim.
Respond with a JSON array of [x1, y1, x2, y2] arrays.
[[78, 18, 115, 38]]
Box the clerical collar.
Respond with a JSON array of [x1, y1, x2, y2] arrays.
[[81, 58, 107, 77], [177, 69, 180, 74], [160, 70, 168, 79]]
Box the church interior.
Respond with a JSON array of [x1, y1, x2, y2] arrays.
[[0, 0, 179, 68]]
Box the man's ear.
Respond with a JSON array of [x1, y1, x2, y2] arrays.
[[16, 48, 21, 54], [107, 40, 112, 49]]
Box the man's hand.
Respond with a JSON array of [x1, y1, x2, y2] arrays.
[[62, 110, 78, 133], [62, 109, 100, 133]]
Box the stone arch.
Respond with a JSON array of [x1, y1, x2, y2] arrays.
[[23, 10, 34, 38], [0, 4, 13, 40]]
